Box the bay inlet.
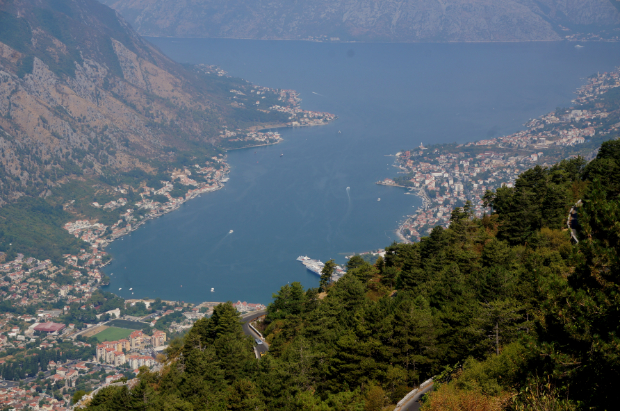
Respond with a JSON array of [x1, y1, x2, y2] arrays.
[[102, 40, 620, 304]]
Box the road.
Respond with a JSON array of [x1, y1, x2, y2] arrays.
[[241, 310, 269, 357], [397, 383, 434, 411]]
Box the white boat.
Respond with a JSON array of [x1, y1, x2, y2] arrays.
[[119, 288, 122, 291], [129, 288, 133, 291], [377, 198, 381, 201], [229, 230, 234, 234], [211, 288, 214, 292]]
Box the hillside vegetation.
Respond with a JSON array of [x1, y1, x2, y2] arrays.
[[0, 0, 306, 260], [0, 0, 290, 205], [81, 140, 620, 410], [101, 0, 620, 42]]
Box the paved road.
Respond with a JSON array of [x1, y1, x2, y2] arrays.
[[241, 310, 269, 357], [398, 383, 434, 411]]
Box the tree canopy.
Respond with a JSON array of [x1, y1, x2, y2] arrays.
[[83, 140, 620, 410]]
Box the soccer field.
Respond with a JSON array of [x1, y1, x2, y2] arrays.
[[107, 319, 148, 330], [95, 327, 133, 342]]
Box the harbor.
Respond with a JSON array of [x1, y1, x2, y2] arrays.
[[297, 256, 346, 282]]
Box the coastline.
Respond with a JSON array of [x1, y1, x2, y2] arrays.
[[70, 116, 337, 257], [382, 67, 620, 243], [249, 118, 338, 132], [55, 82, 339, 307], [147, 35, 620, 44]]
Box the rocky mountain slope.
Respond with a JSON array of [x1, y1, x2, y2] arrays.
[[100, 0, 620, 42], [0, 0, 287, 204]]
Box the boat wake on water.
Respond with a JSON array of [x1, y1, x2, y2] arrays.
[[339, 187, 352, 229], [208, 230, 235, 255]]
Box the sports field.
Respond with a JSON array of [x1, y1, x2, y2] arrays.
[[81, 325, 108, 338], [95, 327, 133, 342], [107, 319, 148, 330]]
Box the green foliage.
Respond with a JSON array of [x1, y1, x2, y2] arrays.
[[16, 55, 34, 78], [487, 158, 585, 245], [168, 182, 189, 199], [0, 196, 87, 263], [320, 259, 337, 291], [94, 327, 133, 342], [0, 11, 32, 52], [153, 310, 185, 331], [152, 194, 169, 204], [83, 142, 620, 410], [72, 390, 88, 405]]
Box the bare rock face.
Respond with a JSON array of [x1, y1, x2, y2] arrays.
[[0, 0, 243, 203], [100, 0, 620, 42]]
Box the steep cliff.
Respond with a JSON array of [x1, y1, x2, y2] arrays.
[[0, 0, 286, 204], [100, 0, 620, 42]]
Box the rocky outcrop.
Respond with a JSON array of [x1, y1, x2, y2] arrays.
[[100, 0, 620, 42], [0, 0, 268, 203]]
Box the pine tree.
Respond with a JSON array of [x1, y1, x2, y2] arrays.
[[320, 259, 337, 291]]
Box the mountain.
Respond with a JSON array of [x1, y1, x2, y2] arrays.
[[99, 0, 620, 42], [0, 0, 288, 204]]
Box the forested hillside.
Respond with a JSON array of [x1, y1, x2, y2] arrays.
[[0, 0, 295, 206], [80, 140, 620, 410], [0, 0, 304, 261]]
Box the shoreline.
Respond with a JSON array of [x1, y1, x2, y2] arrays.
[[92, 171, 230, 251], [81, 117, 338, 257], [383, 67, 619, 243], [147, 36, 620, 45]]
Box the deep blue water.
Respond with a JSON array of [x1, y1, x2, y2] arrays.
[[102, 40, 620, 304]]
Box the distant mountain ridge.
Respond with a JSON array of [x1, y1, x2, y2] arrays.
[[100, 0, 620, 42]]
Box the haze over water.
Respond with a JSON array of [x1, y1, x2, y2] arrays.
[[102, 40, 620, 304]]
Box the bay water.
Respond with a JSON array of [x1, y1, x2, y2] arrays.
[[102, 40, 620, 304]]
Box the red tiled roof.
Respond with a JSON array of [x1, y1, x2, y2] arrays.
[[34, 322, 65, 333]]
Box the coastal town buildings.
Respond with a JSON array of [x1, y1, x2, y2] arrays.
[[232, 301, 267, 313], [380, 68, 620, 242], [95, 331, 166, 366]]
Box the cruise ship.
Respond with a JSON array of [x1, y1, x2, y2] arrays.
[[297, 256, 346, 279], [297, 256, 324, 276]]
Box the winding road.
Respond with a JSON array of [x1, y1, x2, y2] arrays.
[[241, 310, 269, 357], [238, 309, 431, 410], [396, 382, 434, 411]]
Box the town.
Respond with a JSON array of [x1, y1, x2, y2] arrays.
[[0, 69, 322, 410], [63, 156, 232, 249], [0, 249, 266, 410], [193, 64, 336, 150], [1, 52, 617, 411], [378, 68, 620, 242]]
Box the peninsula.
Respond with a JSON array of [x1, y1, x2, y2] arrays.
[[379, 67, 620, 241]]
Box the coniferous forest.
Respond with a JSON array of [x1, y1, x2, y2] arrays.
[[82, 140, 620, 410]]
